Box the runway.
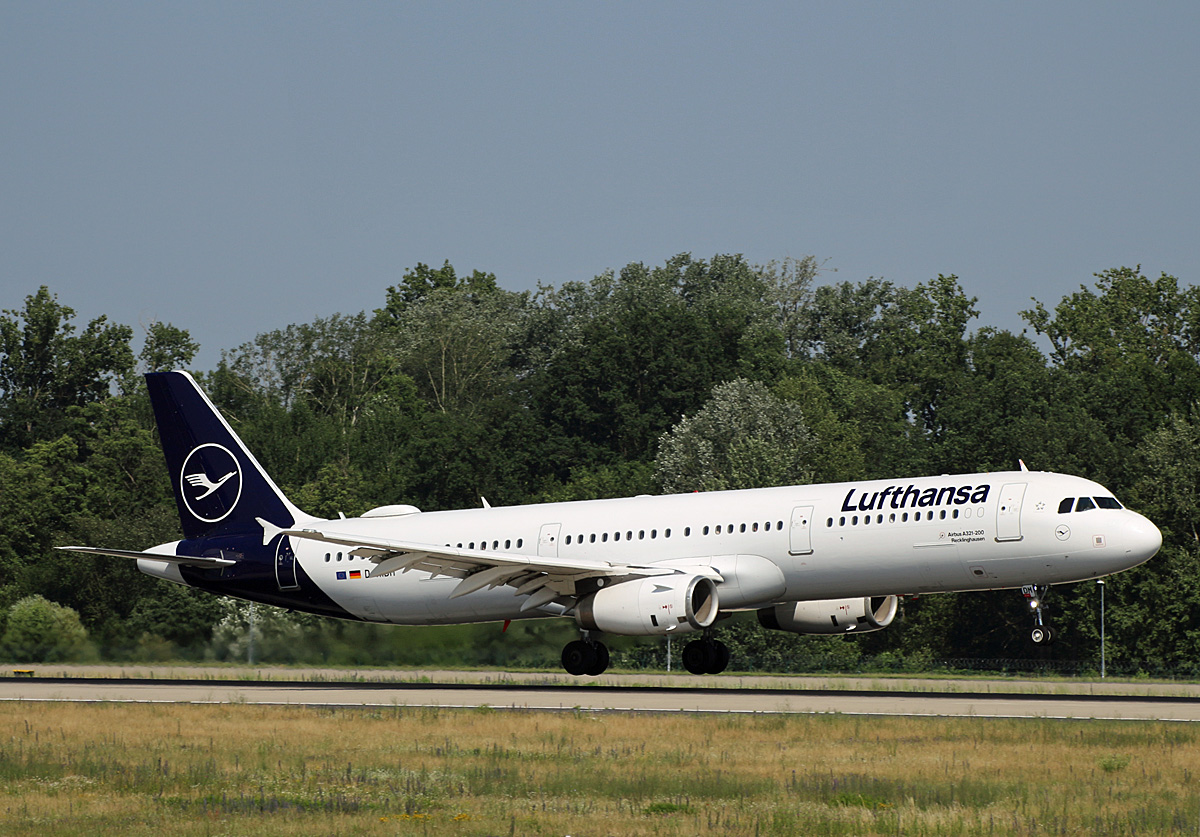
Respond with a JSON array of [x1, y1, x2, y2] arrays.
[[5, 671, 1200, 721]]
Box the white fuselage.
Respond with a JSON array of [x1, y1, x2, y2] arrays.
[[257, 470, 1160, 625]]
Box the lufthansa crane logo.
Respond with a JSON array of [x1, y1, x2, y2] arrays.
[[180, 444, 243, 523]]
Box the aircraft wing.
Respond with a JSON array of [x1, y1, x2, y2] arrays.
[[57, 546, 237, 568], [279, 526, 717, 609]]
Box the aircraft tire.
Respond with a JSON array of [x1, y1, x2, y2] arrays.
[[562, 640, 596, 676], [586, 642, 610, 676], [682, 640, 709, 675], [708, 640, 731, 674], [1030, 626, 1055, 646]]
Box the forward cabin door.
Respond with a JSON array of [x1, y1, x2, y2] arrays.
[[789, 506, 815, 555], [995, 483, 1027, 542]]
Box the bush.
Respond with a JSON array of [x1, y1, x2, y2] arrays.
[[2, 595, 95, 662]]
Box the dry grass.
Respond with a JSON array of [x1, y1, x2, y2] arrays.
[[1, 702, 1198, 835]]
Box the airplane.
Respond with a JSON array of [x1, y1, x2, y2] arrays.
[[61, 371, 1163, 676]]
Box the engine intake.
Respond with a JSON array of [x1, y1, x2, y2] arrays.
[[576, 574, 719, 636], [758, 595, 899, 635]]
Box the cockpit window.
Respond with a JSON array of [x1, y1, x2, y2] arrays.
[[1059, 496, 1123, 513]]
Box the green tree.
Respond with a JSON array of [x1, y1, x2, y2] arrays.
[[2, 595, 94, 662], [528, 254, 784, 463], [1023, 266, 1200, 472], [0, 436, 87, 612], [376, 260, 499, 312], [0, 287, 134, 449], [377, 283, 531, 415], [797, 275, 978, 454], [655, 378, 819, 493], [137, 321, 199, 374]]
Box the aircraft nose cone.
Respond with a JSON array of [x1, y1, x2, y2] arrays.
[[1127, 512, 1163, 564]]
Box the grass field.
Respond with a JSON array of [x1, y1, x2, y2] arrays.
[[2, 702, 1198, 836]]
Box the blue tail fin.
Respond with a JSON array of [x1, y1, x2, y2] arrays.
[[146, 371, 315, 540]]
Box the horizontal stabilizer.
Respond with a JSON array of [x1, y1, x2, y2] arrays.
[[57, 546, 236, 568]]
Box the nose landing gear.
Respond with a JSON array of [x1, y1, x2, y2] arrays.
[[1023, 585, 1055, 645]]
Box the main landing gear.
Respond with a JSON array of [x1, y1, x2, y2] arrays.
[[562, 635, 610, 676], [682, 637, 730, 675], [1022, 584, 1055, 645], [560, 634, 731, 676]]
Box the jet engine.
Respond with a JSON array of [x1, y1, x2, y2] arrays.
[[757, 595, 899, 635], [576, 574, 719, 636]]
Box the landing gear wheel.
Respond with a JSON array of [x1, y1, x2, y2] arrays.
[[562, 639, 610, 676], [682, 641, 708, 675], [562, 640, 594, 676], [682, 639, 730, 675], [1022, 585, 1055, 647], [709, 640, 731, 674], [1030, 626, 1055, 646], [586, 641, 610, 676]]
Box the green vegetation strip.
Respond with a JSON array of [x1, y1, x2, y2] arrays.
[[2, 702, 1199, 835]]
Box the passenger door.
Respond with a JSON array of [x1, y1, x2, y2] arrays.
[[995, 483, 1027, 542], [789, 505, 815, 555]]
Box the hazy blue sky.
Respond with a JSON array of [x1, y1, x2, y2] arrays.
[[3, 2, 1196, 369]]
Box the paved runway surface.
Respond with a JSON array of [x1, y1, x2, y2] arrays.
[[4, 672, 1200, 721]]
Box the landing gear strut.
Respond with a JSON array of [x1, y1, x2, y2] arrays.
[[562, 634, 610, 676], [1022, 585, 1055, 645], [682, 637, 730, 675]]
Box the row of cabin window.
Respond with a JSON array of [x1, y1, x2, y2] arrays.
[[452, 539, 525, 551], [564, 520, 787, 546], [327, 520, 794, 559], [829, 507, 982, 527]]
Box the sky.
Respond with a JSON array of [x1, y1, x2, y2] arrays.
[[2, 2, 1197, 370]]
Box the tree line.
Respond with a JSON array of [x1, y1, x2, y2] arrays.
[[2, 255, 1198, 674]]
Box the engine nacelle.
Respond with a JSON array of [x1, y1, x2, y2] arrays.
[[576, 575, 719, 636], [757, 595, 899, 635]]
